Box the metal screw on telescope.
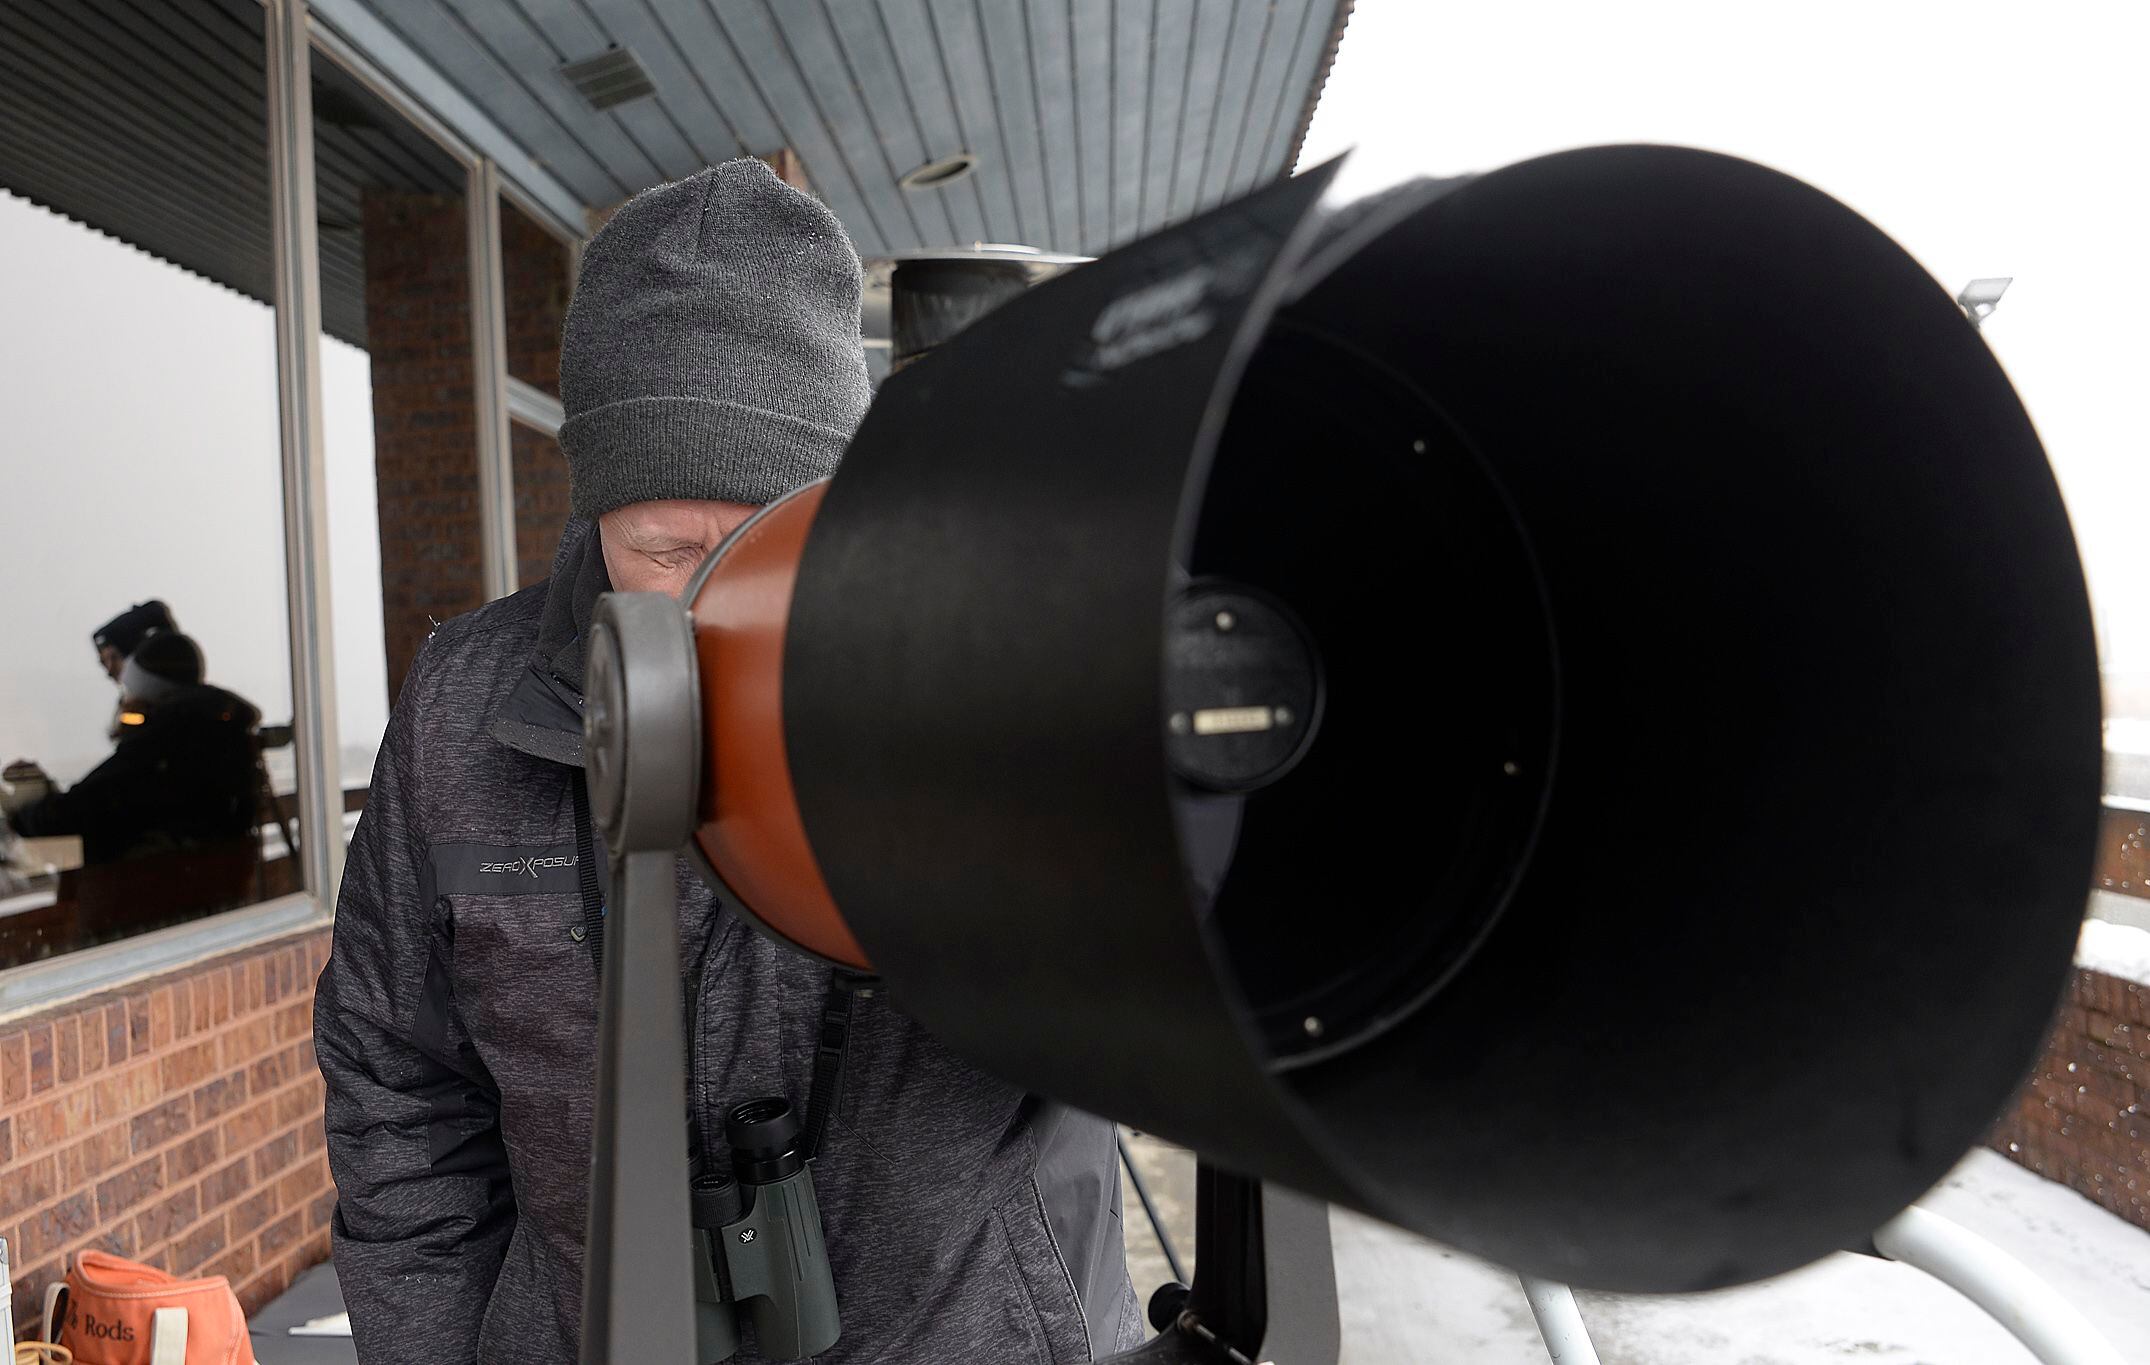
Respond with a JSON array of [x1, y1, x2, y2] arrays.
[[1099, 1167, 1340, 1364]]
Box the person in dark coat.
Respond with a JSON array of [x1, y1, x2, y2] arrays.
[[92, 598, 178, 682], [5, 632, 261, 865], [88, 598, 180, 740], [314, 160, 1140, 1365]]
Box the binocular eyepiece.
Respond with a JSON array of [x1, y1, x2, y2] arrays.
[[688, 1098, 840, 1362], [725, 1097, 806, 1184]]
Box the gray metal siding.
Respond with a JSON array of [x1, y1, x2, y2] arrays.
[[1107, 0, 1151, 252], [1222, 0, 1304, 195], [1068, 0, 1114, 252], [0, 0, 1346, 347], [823, 1, 956, 243], [1133, 0, 1194, 238], [1235, 0, 1339, 198], [975, 0, 1053, 249], [1020, 0, 1081, 250], [874, 0, 992, 244], [704, 2, 898, 250], [353, 0, 1343, 255], [1197, 0, 1273, 208], [1163, 0, 1236, 227]]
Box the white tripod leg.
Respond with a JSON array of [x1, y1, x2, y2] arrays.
[[1520, 1276, 1603, 1365], [1873, 1204, 2124, 1365]]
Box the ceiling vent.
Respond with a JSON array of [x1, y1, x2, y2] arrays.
[[561, 47, 656, 112]]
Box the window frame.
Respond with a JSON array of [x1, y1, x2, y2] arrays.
[[0, 0, 585, 1021]]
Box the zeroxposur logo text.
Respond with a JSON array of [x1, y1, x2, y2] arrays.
[[477, 854, 576, 878]]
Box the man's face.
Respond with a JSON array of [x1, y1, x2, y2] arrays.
[[98, 644, 125, 682], [598, 498, 760, 598]]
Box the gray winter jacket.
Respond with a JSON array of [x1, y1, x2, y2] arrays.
[[315, 521, 1140, 1364]]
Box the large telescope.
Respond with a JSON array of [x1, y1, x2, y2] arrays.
[[579, 148, 2101, 1361]]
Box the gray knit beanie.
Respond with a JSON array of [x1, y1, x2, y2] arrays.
[[559, 158, 873, 516]]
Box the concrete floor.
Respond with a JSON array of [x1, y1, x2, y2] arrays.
[[1117, 1135, 2150, 1364], [1119, 1131, 1200, 1304]]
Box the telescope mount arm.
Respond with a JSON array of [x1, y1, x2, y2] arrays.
[[579, 592, 704, 1365]]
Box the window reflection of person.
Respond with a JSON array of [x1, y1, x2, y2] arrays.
[[93, 598, 178, 682], [92, 599, 179, 739], [3, 632, 261, 866]]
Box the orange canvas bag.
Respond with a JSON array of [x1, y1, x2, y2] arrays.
[[49, 1251, 254, 1365]]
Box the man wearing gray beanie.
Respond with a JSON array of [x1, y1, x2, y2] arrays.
[[318, 159, 1139, 1365]]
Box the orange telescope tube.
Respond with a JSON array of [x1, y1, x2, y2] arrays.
[[685, 481, 871, 970]]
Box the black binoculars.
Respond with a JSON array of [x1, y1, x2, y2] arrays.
[[688, 1098, 841, 1362]]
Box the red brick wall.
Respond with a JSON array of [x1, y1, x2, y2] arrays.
[[3, 926, 2133, 1346], [1990, 964, 2149, 1229], [362, 191, 573, 691], [2, 929, 334, 1338], [503, 201, 566, 397], [513, 423, 573, 589], [361, 189, 484, 697]]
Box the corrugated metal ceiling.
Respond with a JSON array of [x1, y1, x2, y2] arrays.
[[356, 0, 1345, 256], [0, 0, 1350, 347], [0, 0, 465, 348]]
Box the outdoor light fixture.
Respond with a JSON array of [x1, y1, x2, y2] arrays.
[[581, 149, 2101, 1363], [897, 150, 979, 190], [1959, 276, 2013, 328]]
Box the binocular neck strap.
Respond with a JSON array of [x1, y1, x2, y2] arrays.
[[801, 974, 864, 1161]]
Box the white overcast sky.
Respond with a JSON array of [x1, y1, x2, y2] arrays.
[[0, 198, 387, 787], [1299, 0, 2150, 689], [3, 0, 2144, 784]]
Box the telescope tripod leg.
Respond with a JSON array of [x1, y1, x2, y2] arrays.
[[1519, 1277, 1601, 1365], [1106, 1162, 1341, 1365]]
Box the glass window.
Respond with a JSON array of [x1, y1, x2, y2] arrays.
[[0, 0, 291, 966], [312, 44, 479, 816], [308, 47, 480, 708]]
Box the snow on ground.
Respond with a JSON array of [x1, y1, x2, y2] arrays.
[[1331, 1149, 2149, 1364], [1124, 1137, 2150, 1364], [2080, 915, 2150, 987]]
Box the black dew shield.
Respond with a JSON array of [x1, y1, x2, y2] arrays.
[[777, 147, 2103, 1291]]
